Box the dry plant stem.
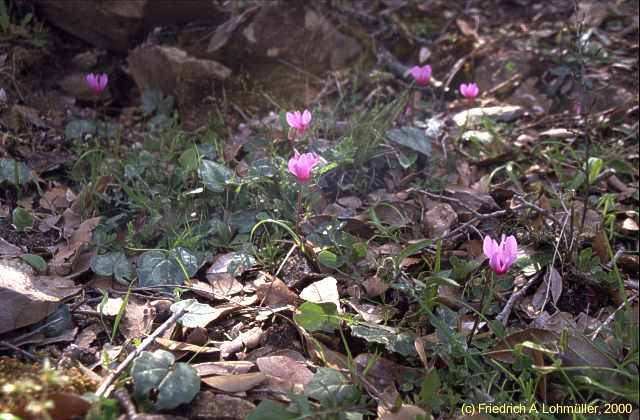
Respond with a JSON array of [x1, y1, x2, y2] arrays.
[[114, 388, 137, 418], [496, 272, 541, 325], [275, 243, 297, 278], [0, 340, 41, 362], [95, 305, 188, 398], [590, 294, 638, 340]]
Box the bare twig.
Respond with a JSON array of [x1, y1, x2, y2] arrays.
[[590, 294, 638, 340], [0, 340, 41, 362], [495, 272, 541, 325], [95, 304, 188, 397], [114, 388, 137, 419]]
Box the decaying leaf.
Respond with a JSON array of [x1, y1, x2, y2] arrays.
[[201, 372, 266, 393], [256, 355, 314, 389], [299, 276, 341, 311], [156, 338, 219, 354], [50, 216, 101, 275], [253, 272, 300, 308], [220, 327, 263, 358], [0, 259, 81, 334]]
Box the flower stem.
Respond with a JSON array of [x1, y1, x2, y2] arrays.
[[466, 270, 494, 346]]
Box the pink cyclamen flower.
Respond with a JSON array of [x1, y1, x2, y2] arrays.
[[459, 82, 479, 99], [409, 65, 432, 86], [483, 234, 518, 275], [286, 109, 312, 134], [288, 152, 320, 183], [86, 73, 108, 94]]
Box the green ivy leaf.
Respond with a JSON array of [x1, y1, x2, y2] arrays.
[[294, 302, 340, 332], [198, 160, 233, 192], [20, 254, 47, 273], [350, 323, 417, 356], [305, 368, 360, 406], [136, 248, 199, 287], [130, 349, 200, 411], [0, 158, 30, 186], [317, 249, 339, 269], [91, 251, 132, 285], [12, 207, 33, 231], [385, 126, 432, 156], [247, 400, 299, 420], [170, 299, 221, 328], [179, 147, 200, 172]]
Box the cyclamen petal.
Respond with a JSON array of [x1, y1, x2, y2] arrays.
[[288, 152, 320, 183], [483, 234, 518, 275], [86, 72, 108, 94], [460, 82, 479, 99], [409, 65, 431, 86], [286, 109, 312, 133], [301, 109, 312, 125]]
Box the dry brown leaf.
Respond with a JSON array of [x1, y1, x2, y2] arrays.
[[0, 237, 23, 257], [156, 337, 219, 353], [201, 372, 266, 393], [254, 272, 300, 308], [256, 355, 314, 389], [346, 299, 395, 323], [46, 392, 91, 420], [337, 196, 362, 209], [206, 273, 243, 299], [220, 327, 263, 358], [74, 322, 100, 348], [362, 275, 390, 298], [378, 404, 427, 420], [297, 326, 348, 370], [354, 353, 422, 396], [299, 276, 340, 310], [530, 266, 563, 313], [193, 361, 255, 377], [621, 217, 639, 233], [592, 230, 610, 263], [0, 259, 81, 334], [120, 297, 156, 340], [51, 216, 100, 275], [484, 328, 558, 363], [424, 202, 458, 237]]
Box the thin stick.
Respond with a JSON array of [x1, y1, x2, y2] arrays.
[[95, 305, 188, 397], [590, 295, 638, 341], [0, 340, 41, 362], [495, 272, 541, 325]]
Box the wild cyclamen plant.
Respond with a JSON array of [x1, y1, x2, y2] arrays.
[[409, 65, 432, 86], [483, 234, 518, 275], [86, 73, 108, 95], [286, 109, 312, 137], [459, 82, 479, 100], [288, 151, 320, 183], [460, 83, 480, 101]]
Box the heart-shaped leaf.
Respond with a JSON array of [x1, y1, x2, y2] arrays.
[[91, 251, 132, 285], [137, 248, 199, 287], [170, 299, 236, 328], [199, 160, 233, 192], [385, 126, 432, 157], [294, 302, 340, 332], [130, 349, 200, 410], [12, 207, 33, 231], [0, 158, 30, 186], [350, 323, 417, 356]]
